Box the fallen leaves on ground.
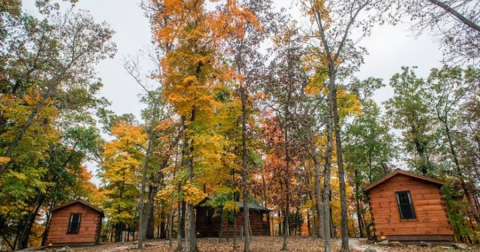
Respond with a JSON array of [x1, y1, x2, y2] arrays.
[[69, 237, 479, 252]]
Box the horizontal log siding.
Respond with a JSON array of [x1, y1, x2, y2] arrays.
[[45, 203, 102, 246], [368, 174, 453, 242], [196, 207, 269, 237]]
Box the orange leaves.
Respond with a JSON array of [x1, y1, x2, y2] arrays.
[[301, 0, 332, 30], [154, 0, 260, 119], [210, 0, 260, 41], [182, 75, 199, 85]]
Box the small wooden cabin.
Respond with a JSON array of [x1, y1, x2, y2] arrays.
[[45, 199, 104, 247], [196, 202, 270, 237], [364, 169, 453, 245]]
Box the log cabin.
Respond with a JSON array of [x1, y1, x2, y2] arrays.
[[364, 169, 454, 245], [196, 202, 270, 237], [45, 199, 104, 247]]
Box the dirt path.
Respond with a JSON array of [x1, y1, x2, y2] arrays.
[[342, 238, 387, 252]]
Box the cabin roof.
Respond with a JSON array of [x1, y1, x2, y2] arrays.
[[235, 202, 269, 211], [364, 169, 444, 192], [50, 199, 105, 217]]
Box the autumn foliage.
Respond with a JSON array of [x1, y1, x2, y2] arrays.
[[1, 0, 480, 251]]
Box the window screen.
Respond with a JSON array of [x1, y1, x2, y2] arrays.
[[68, 213, 81, 234], [396, 191, 416, 219]]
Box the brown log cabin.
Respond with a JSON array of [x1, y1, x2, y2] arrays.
[[45, 199, 104, 247], [196, 202, 270, 237], [364, 169, 454, 245]]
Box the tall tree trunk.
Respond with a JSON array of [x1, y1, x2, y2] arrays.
[[307, 210, 311, 236], [146, 189, 156, 239], [219, 207, 224, 242], [261, 170, 271, 235], [18, 195, 44, 249], [233, 209, 237, 250], [240, 84, 251, 252], [114, 222, 124, 242], [323, 80, 333, 252], [184, 203, 196, 252], [312, 209, 317, 238], [183, 108, 198, 252], [168, 196, 175, 249], [313, 154, 325, 238], [443, 118, 480, 230], [281, 129, 290, 250], [41, 212, 52, 246], [331, 78, 350, 252], [138, 100, 159, 249], [354, 170, 365, 238], [278, 210, 282, 236], [176, 189, 184, 251], [160, 207, 166, 239]]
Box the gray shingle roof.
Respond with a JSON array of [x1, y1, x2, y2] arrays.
[[234, 202, 269, 211]]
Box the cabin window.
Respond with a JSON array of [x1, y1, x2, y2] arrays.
[[206, 209, 213, 225], [68, 213, 81, 234], [396, 191, 416, 219]]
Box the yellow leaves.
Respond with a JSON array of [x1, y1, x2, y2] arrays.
[[337, 88, 362, 118], [0, 87, 59, 170], [0, 157, 10, 166], [224, 200, 240, 212], [156, 184, 177, 201], [302, 51, 330, 95], [305, 74, 328, 95], [101, 123, 146, 186], [182, 183, 207, 205], [7, 170, 28, 181]]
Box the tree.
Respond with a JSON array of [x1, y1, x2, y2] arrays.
[[100, 122, 146, 242], [150, 1, 246, 251], [0, 9, 116, 176], [122, 49, 174, 248], [344, 99, 396, 237], [0, 5, 114, 248], [301, 0, 386, 250], [219, 0, 278, 250], [385, 67, 436, 176], [392, 0, 480, 62], [263, 25, 309, 250], [426, 65, 480, 230]]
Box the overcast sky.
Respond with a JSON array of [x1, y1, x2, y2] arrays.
[[26, 0, 443, 118], [25, 0, 443, 181]]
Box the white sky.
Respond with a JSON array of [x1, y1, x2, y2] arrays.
[[24, 0, 443, 181]]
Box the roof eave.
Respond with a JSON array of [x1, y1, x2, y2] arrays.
[[50, 199, 105, 217], [364, 170, 444, 193]]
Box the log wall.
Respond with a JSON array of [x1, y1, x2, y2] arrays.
[[45, 203, 102, 247], [196, 207, 269, 237], [367, 174, 453, 243]]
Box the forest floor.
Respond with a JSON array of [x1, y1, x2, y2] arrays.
[[59, 237, 478, 252]]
